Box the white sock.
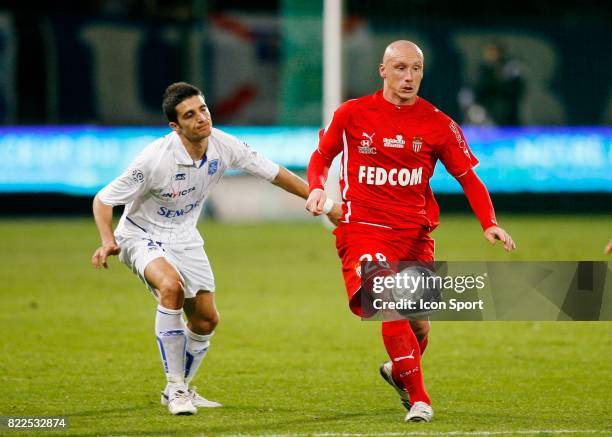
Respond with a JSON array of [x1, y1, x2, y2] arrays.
[[182, 318, 212, 386], [155, 305, 186, 386]]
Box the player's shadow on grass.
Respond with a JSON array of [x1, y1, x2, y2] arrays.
[[182, 406, 385, 434], [67, 405, 151, 417], [67, 405, 394, 436], [73, 406, 380, 437]]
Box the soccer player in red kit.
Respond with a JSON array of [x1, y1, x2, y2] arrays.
[[306, 40, 516, 422]]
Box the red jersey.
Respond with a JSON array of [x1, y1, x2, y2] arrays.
[[308, 90, 479, 230]]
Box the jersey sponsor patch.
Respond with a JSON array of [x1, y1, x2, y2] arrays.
[[131, 169, 145, 184], [358, 144, 377, 154], [157, 201, 201, 218], [175, 173, 186, 181], [358, 132, 377, 154], [357, 165, 423, 187], [160, 186, 196, 199], [449, 121, 470, 158], [383, 135, 405, 149], [208, 159, 219, 175]]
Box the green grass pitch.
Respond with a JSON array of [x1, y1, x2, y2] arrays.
[[1, 214, 610, 436]]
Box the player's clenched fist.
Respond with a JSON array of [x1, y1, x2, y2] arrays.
[[91, 242, 121, 269], [306, 188, 332, 216]]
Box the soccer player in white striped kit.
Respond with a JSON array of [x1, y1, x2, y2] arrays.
[[92, 82, 341, 415]]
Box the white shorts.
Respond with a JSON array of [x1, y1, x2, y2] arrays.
[[116, 235, 215, 299]]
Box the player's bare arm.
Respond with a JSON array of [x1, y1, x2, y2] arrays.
[[305, 151, 334, 216], [273, 167, 340, 224], [272, 166, 310, 199], [91, 195, 120, 269]]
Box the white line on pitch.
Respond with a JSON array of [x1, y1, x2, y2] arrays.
[[222, 430, 608, 437]]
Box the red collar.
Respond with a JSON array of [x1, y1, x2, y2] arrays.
[[373, 90, 421, 113]]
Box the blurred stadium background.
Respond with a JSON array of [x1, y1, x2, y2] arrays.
[[0, 0, 610, 435], [0, 0, 610, 217]]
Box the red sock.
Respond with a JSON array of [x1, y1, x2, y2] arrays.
[[419, 335, 428, 355], [382, 320, 430, 405]]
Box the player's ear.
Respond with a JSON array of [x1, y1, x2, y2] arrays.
[[379, 63, 386, 79], [169, 121, 180, 133]]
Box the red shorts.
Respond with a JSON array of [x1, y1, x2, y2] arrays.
[[333, 223, 435, 316]]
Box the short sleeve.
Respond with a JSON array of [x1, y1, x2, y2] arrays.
[[97, 153, 152, 206], [229, 138, 280, 181], [437, 119, 479, 177]]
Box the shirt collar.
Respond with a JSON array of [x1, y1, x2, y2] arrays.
[[374, 89, 421, 112], [170, 131, 209, 167]]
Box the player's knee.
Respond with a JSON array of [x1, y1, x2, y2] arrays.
[[209, 311, 220, 329], [190, 311, 219, 335], [411, 320, 430, 341], [158, 277, 185, 300]]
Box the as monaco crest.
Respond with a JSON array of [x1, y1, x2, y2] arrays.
[[412, 136, 423, 153]]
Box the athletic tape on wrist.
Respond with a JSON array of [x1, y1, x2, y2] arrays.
[[322, 198, 334, 214]]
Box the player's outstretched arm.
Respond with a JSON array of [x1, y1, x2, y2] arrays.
[[91, 195, 121, 269], [272, 166, 339, 224], [272, 166, 310, 199], [456, 169, 516, 252]]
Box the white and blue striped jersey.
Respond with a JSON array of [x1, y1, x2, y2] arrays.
[[97, 128, 279, 244]]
